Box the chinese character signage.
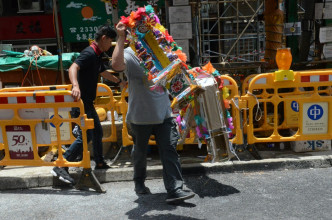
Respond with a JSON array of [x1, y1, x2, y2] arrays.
[[0, 15, 60, 40], [302, 102, 328, 135], [59, 0, 164, 42], [59, 0, 110, 42]]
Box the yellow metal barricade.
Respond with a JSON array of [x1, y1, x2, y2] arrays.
[[0, 83, 117, 144], [242, 72, 301, 138], [243, 70, 332, 145], [0, 85, 76, 148], [241, 74, 257, 96], [117, 85, 156, 148], [0, 85, 71, 93], [0, 90, 105, 192], [219, 75, 244, 145], [95, 83, 118, 145], [241, 74, 258, 136]]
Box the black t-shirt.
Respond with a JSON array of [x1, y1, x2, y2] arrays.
[[74, 46, 105, 103]]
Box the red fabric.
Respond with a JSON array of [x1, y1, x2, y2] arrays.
[[90, 42, 102, 56]]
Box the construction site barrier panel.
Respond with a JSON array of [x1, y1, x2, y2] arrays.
[[243, 70, 332, 145], [94, 83, 118, 145], [242, 74, 257, 96], [241, 74, 258, 136], [117, 85, 156, 148], [219, 75, 244, 145], [0, 85, 75, 148], [0, 90, 105, 192], [0, 83, 117, 144]]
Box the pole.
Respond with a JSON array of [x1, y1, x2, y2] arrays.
[[263, 0, 284, 67], [298, 0, 315, 62], [286, 0, 299, 63], [53, 0, 65, 85]]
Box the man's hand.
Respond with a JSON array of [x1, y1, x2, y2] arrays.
[[116, 22, 126, 37], [71, 85, 81, 101], [119, 80, 128, 89]]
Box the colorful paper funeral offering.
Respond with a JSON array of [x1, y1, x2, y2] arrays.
[[120, 5, 202, 109]]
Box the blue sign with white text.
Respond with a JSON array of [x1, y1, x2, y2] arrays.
[[307, 104, 323, 121], [291, 101, 299, 112]]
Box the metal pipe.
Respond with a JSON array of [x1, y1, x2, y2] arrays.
[[236, 0, 239, 58], [225, 2, 264, 59], [299, 0, 315, 62], [218, 0, 221, 63], [53, 0, 65, 85]]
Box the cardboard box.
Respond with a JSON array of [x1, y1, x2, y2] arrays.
[[291, 139, 331, 152]]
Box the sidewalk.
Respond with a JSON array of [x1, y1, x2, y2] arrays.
[[1, 146, 332, 191]]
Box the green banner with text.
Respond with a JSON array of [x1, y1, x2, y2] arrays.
[[60, 0, 164, 43]]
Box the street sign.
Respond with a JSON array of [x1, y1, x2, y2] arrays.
[[59, 0, 111, 42], [302, 102, 328, 134], [59, 0, 165, 43]]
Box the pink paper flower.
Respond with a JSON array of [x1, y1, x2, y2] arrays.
[[171, 80, 183, 93]]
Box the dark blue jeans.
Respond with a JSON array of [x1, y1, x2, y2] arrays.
[[130, 117, 183, 194], [64, 102, 104, 164]]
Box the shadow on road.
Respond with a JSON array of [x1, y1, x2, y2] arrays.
[[126, 192, 200, 220], [184, 175, 240, 198], [126, 174, 239, 219]]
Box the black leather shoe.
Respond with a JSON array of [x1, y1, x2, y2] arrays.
[[95, 162, 110, 170], [134, 182, 151, 194], [166, 189, 195, 204]]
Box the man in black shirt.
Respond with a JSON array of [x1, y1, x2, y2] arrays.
[[51, 25, 124, 184]]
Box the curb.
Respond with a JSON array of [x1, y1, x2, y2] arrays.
[[1, 155, 332, 191]]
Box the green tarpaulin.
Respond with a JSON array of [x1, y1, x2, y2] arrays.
[[0, 52, 79, 72]]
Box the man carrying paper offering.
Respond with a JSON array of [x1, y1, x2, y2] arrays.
[[112, 20, 195, 204]]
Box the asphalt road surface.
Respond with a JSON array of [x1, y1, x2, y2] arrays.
[[1, 167, 332, 220]]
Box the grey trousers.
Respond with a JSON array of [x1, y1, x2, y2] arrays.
[[130, 117, 183, 194]]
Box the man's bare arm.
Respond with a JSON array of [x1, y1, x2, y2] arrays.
[[112, 22, 127, 72], [68, 63, 81, 101]]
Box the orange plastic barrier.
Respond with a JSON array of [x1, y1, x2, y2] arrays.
[[242, 73, 317, 137], [94, 83, 118, 145], [0, 90, 105, 192], [109, 70, 332, 150], [0, 85, 75, 148], [219, 75, 244, 145], [1, 83, 118, 145], [242, 74, 257, 96], [0, 85, 71, 93], [243, 70, 332, 145], [240, 74, 258, 136], [117, 85, 156, 148]]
